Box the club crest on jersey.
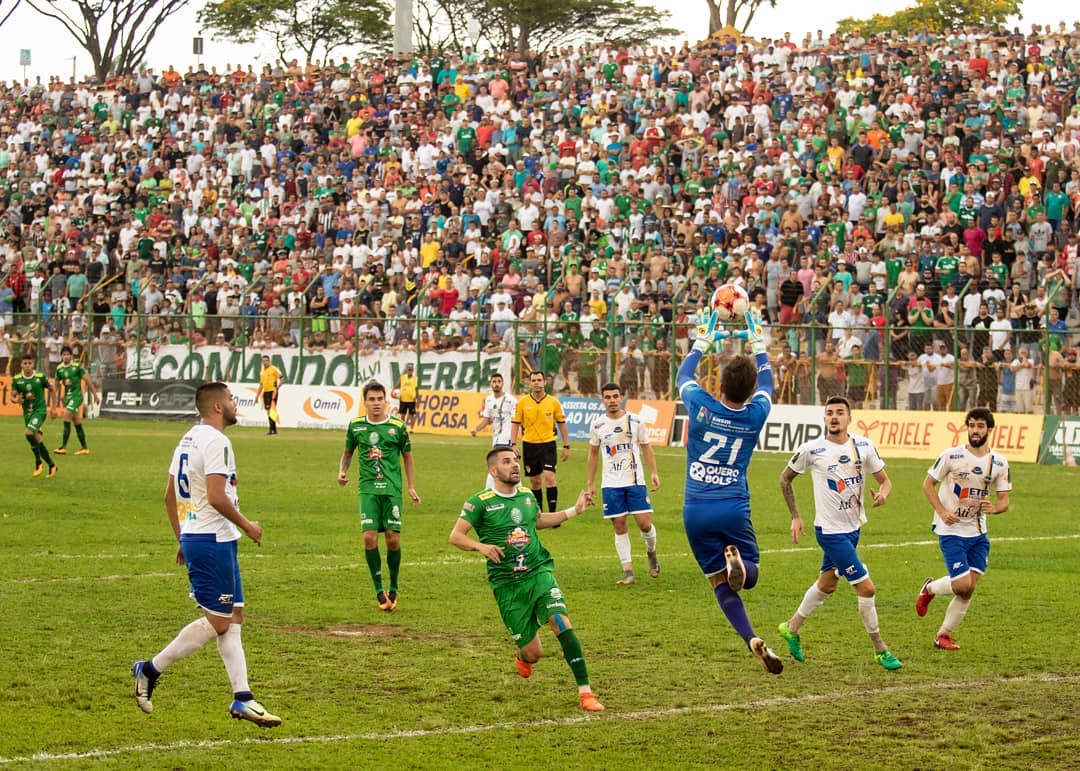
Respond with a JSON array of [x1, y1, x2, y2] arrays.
[[972, 466, 982, 474], [506, 526, 530, 550], [839, 455, 851, 463], [510, 508, 523, 524], [696, 406, 707, 422], [368, 432, 379, 444]]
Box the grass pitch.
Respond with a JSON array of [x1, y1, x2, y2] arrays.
[[1, 417, 1078, 768]]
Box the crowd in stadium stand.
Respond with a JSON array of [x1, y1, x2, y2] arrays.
[[2, 22, 1080, 411]]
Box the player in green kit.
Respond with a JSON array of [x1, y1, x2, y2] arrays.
[[11, 354, 57, 478], [450, 447, 604, 713], [338, 381, 421, 612], [54, 346, 98, 455]]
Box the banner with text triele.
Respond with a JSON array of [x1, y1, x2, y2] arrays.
[[152, 345, 512, 391]]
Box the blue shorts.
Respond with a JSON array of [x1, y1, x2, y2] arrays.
[[815, 528, 869, 584], [180, 533, 244, 617], [602, 485, 652, 518], [682, 499, 759, 576], [939, 534, 990, 578]]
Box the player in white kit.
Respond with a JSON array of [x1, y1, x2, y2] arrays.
[[777, 396, 903, 670], [131, 382, 281, 727], [916, 407, 1011, 650], [586, 382, 661, 584], [471, 373, 518, 488]]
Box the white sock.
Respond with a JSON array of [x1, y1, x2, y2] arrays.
[[216, 623, 250, 695], [151, 616, 217, 673], [857, 595, 880, 636], [614, 531, 632, 567], [940, 596, 971, 636], [928, 576, 955, 597], [641, 525, 657, 552], [484, 473, 495, 490], [789, 583, 829, 634]]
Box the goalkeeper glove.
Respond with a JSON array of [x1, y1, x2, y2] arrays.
[[693, 311, 720, 354], [744, 307, 767, 356]]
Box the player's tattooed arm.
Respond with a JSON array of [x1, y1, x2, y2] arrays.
[[779, 466, 805, 544], [337, 449, 353, 486]]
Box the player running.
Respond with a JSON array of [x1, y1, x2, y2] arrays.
[[254, 355, 283, 436], [470, 372, 517, 488], [54, 346, 98, 455], [132, 382, 281, 727], [777, 397, 903, 670], [676, 310, 783, 674], [586, 382, 661, 584], [916, 408, 1011, 650], [450, 446, 604, 713], [11, 354, 57, 478], [338, 380, 421, 612]]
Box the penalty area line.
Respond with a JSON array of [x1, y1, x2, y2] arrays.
[[1, 673, 1076, 764]]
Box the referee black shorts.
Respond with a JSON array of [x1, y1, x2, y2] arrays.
[[263, 391, 276, 409], [399, 400, 417, 417], [522, 441, 557, 478]]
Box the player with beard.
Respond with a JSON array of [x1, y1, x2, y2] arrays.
[[916, 408, 1011, 650]]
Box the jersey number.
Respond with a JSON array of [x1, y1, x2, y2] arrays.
[[700, 432, 744, 466], [177, 453, 191, 500]]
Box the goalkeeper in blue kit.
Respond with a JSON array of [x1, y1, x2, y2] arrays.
[[676, 309, 784, 674]]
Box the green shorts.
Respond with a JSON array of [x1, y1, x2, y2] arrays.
[[359, 493, 402, 532], [492, 571, 568, 648], [24, 410, 46, 433], [312, 317, 328, 333], [64, 393, 83, 413]]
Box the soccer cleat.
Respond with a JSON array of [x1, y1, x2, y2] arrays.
[[724, 545, 745, 591], [131, 661, 156, 714], [647, 550, 661, 578], [934, 633, 961, 651], [47, 465, 57, 478], [75, 448, 90, 456], [514, 655, 533, 678], [915, 577, 934, 617], [376, 591, 392, 611], [33, 463, 44, 477], [750, 637, 784, 675], [387, 590, 398, 611], [229, 699, 282, 728], [615, 571, 635, 585], [579, 691, 605, 712], [53, 447, 67, 455], [875, 649, 903, 670], [778, 622, 805, 662]]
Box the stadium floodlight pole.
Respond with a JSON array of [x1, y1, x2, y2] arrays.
[[953, 278, 973, 410]]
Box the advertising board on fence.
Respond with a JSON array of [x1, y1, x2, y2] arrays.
[[1038, 416, 1080, 465], [0, 375, 62, 417], [100, 379, 200, 420], [560, 397, 676, 445], [152, 346, 511, 390]]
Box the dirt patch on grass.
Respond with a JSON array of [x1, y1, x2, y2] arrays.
[[275, 623, 479, 643]]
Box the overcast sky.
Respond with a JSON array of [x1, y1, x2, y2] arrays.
[[0, 0, 1069, 82]]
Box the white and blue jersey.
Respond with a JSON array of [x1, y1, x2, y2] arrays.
[[589, 412, 652, 518], [677, 348, 773, 575]]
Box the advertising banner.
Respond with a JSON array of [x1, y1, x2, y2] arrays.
[[848, 409, 1042, 464], [151, 346, 511, 390], [100, 379, 200, 420], [1037, 416, 1080, 465], [0, 375, 62, 416], [560, 396, 677, 445]]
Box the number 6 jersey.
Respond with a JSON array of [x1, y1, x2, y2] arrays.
[[926, 446, 1011, 537], [169, 424, 241, 542]]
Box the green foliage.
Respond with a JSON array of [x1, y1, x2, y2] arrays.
[[0, 420, 1077, 765], [837, 0, 1021, 37], [198, 0, 391, 63]]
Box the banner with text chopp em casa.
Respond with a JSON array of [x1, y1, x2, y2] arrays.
[[154, 345, 511, 390], [560, 396, 676, 445]]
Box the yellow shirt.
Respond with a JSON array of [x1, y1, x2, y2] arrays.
[[421, 240, 441, 268], [513, 393, 566, 444], [399, 374, 418, 401], [260, 365, 282, 392]]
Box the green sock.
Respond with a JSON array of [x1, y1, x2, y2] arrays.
[[75, 424, 87, 448], [25, 434, 40, 466], [37, 442, 53, 467], [556, 629, 590, 687], [62, 421, 71, 447], [387, 548, 401, 592], [364, 547, 383, 593]]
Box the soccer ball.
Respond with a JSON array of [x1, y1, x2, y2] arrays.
[[390, 389, 400, 399], [711, 284, 750, 322]]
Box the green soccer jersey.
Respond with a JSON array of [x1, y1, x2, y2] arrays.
[[12, 372, 49, 415], [459, 486, 552, 587], [56, 362, 85, 401], [344, 415, 411, 497]]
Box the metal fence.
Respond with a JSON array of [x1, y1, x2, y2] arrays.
[[3, 307, 1078, 416]]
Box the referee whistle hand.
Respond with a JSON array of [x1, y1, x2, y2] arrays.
[[561, 446, 570, 461]]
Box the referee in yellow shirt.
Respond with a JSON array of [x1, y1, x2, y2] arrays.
[[254, 355, 283, 435], [396, 363, 419, 429], [511, 371, 571, 512]]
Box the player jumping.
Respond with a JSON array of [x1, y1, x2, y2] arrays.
[[916, 408, 1011, 650], [677, 310, 783, 674]]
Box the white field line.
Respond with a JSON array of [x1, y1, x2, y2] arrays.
[[4, 534, 1079, 585], [1, 672, 1075, 765]]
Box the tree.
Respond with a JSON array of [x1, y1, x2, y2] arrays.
[[837, 0, 1020, 37], [704, 0, 777, 37], [23, 0, 187, 82], [412, 0, 678, 57], [198, 0, 391, 65]]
